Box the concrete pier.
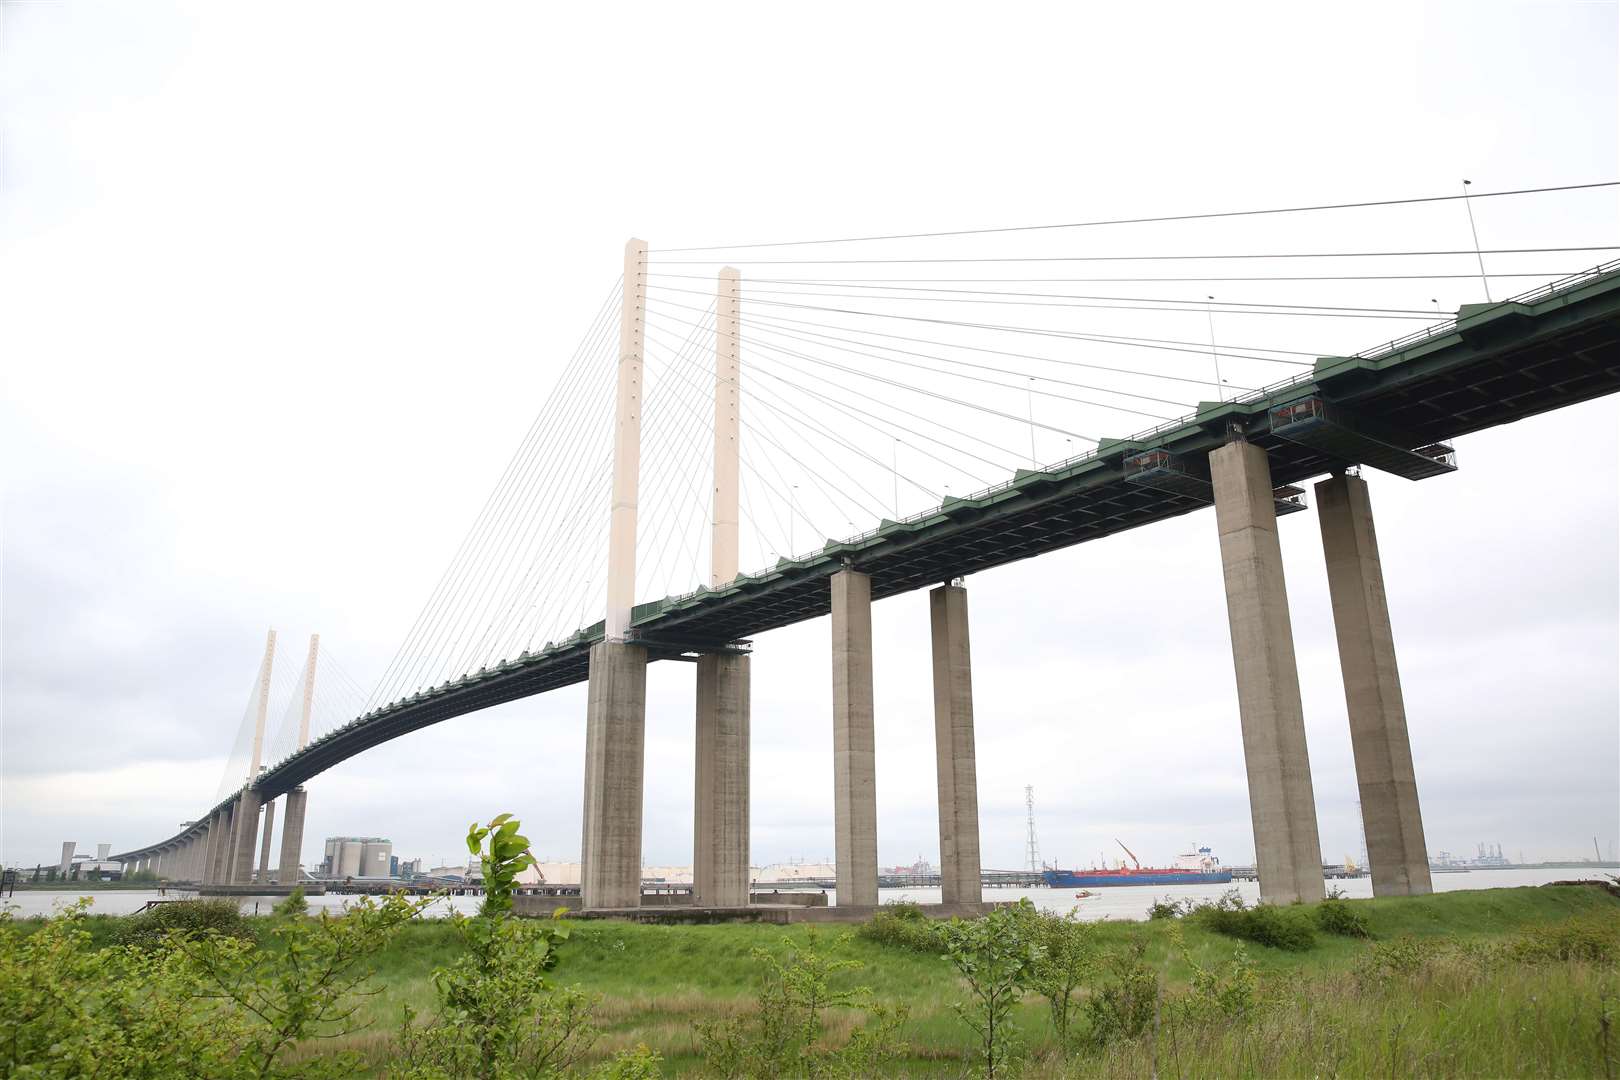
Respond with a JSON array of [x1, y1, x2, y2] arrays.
[[694, 653, 750, 907], [1316, 473, 1433, 896], [930, 583, 983, 905], [581, 640, 648, 909], [1210, 439, 1325, 904], [228, 789, 262, 885], [208, 807, 231, 885], [256, 799, 276, 883], [277, 788, 307, 884], [830, 569, 879, 908]]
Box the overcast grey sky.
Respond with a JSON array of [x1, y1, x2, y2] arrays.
[[3, 0, 1616, 872]]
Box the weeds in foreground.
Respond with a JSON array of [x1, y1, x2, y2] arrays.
[[696, 930, 908, 1078]]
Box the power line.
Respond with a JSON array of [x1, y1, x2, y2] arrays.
[[651, 245, 1620, 266], [649, 181, 1619, 252]]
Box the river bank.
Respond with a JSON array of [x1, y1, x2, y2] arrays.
[[17, 880, 1612, 1076], [6, 865, 1608, 919]]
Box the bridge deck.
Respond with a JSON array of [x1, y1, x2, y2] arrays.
[[117, 263, 1620, 860]]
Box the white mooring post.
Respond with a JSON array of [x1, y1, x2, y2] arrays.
[[582, 239, 651, 910], [694, 266, 751, 908]]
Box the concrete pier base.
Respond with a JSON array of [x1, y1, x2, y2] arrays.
[[831, 569, 879, 908], [277, 788, 308, 884], [228, 789, 262, 885], [208, 807, 231, 885], [1210, 439, 1325, 904], [581, 640, 648, 910], [1316, 474, 1433, 896], [930, 583, 983, 905], [257, 799, 277, 884], [694, 653, 750, 908]]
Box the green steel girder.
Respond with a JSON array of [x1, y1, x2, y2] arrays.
[[1268, 396, 1457, 480]]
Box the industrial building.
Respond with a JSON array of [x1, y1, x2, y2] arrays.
[[320, 836, 392, 879]]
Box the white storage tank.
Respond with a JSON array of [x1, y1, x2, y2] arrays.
[[360, 842, 392, 878], [336, 841, 363, 877]]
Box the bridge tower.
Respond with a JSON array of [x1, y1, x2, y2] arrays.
[[581, 239, 651, 910], [693, 266, 752, 908], [266, 633, 318, 885], [224, 629, 275, 885]]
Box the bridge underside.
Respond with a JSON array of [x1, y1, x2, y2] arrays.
[[116, 266, 1620, 860]]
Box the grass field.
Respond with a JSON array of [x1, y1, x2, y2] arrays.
[[30, 882, 1620, 1076]]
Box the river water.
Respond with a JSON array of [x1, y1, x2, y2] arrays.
[[5, 867, 1611, 921]]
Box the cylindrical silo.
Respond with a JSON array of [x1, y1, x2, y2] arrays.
[[360, 842, 391, 878], [337, 841, 363, 877]]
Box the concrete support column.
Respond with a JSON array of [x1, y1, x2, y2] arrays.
[[694, 653, 751, 907], [1210, 439, 1325, 904], [831, 569, 879, 908], [930, 583, 983, 906], [228, 789, 262, 885], [258, 799, 277, 883], [1316, 473, 1433, 896], [208, 808, 231, 884], [580, 640, 648, 909], [277, 788, 308, 884]]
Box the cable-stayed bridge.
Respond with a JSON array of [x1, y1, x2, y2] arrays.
[[113, 182, 1620, 909]]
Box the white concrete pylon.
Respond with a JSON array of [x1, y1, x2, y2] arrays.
[[605, 239, 647, 642], [298, 633, 319, 748], [247, 628, 276, 782], [711, 267, 741, 587]]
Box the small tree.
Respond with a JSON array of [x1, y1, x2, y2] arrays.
[[941, 907, 1041, 1078], [394, 814, 604, 1080], [1022, 908, 1099, 1048], [181, 890, 434, 1077], [697, 931, 908, 1079]]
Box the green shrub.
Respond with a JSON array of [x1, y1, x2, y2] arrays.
[[114, 898, 255, 950], [1146, 896, 1185, 921], [1191, 901, 1317, 952], [1082, 940, 1157, 1047], [1510, 912, 1620, 964], [1314, 897, 1370, 938], [858, 901, 943, 953]]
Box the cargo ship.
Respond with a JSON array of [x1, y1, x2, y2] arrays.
[[1041, 841, 1232, 888]]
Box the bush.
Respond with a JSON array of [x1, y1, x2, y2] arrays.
[[1082, 940, 1157, 1047], [114, 898, 255, 950], [1191, 902, 1317, 952], [1510, 913, 1620, 964], [1314, 897, 1370, 938], [858, 901, 943, 953], [1146, 896, 1185, 921], [696, 931, 908, 1079]]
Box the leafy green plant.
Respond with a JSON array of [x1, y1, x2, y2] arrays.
[[181, 890, 434, 1077], [1190, 899, 1317, 951], [1314, 896, 1370, 938], [858, 901, 943, 953], [1082, 939, 1158, 1047], [393, 814, 600, 1080], [1146, 896, 1185, 921], [1172, 927, 1258, 1022], [697, 930, 908, 1079], [941, 906, 1041, 1078], [1510, 912, 1620, 964], [466, 812, 538, 917], [1019, 906, 1099, 1048], [114, 896, 256, 950]]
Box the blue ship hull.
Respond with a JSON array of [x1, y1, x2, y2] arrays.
[[1042, 869, 1233, 888]]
